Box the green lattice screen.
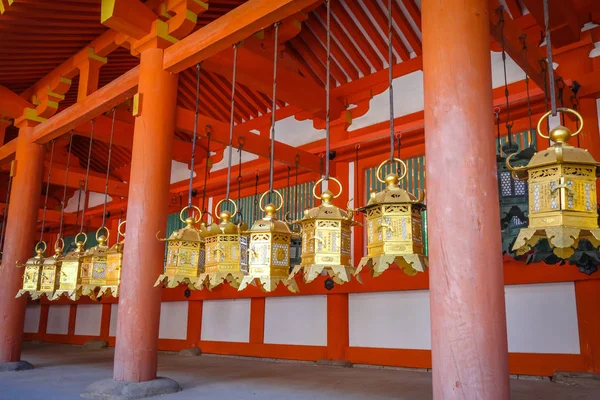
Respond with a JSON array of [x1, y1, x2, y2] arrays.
[[364, 156, 428, 256], [62, 230, 100, 253], [496, 130, 536, 155]]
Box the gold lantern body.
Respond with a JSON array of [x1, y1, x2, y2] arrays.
[[156, 206, 206, 290], [51, 233, 87, 301], [197, 199, 248, 290], [357, 158, 428, 277], [100, 221, 126, 298], [239, 191, 299, 293], [507, 109, 600, 258], [80, 229, 111, 299], [289, 177, 359, 285], [16, 242, 46, 300], [39, 240, 65, 298]]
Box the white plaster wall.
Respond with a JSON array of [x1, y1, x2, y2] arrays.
[[74, 304, 102, 336], [170, 160, 195, 184], [109, 303, 118, 337], [24, 305, 41, 333], [46, 305, 70, 335], [264, 296, 327, 346], [211, 147, 259, 171], [201, 298, 250, 343], [505, 282, 580, 354], [349, 291, 431, 350], [64, 190, 112, 212], [159, 302, 188, 340]]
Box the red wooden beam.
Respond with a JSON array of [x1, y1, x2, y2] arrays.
[[519, 0, 580, 48]]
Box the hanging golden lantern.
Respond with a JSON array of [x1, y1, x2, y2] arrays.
[[15, 241, 46, 300], [197, 199, 248, 290], [39, 239, 65, 298], [100, 220, 126, 298], [289, 178, 359, 285], [356, 158, 427, 277], [507, 108, 600, 259], [156, 206, 206, 289], [51, 232, 87, 301], [239, 191, 299, 293], [79, 227, 112, 299]]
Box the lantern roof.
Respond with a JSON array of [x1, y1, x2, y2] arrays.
[[63, 240, 86, 262], [83, 235, 110, 257], [359, 173, 426, 211], [247, 204, 292, 234], [160, 218, 208, 242], [205, 210, 247, 235], [299, 190, 356, 223]]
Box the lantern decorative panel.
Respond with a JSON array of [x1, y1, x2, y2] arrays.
[[100, 221, 126, 298], [197, 199, 248, 290], [16, 241, 46, 300], [239, 191, 299, 293], [507, 108, 600, 273], [156, 206, 206, 290], [51, 233, 87, 301], [289, 178, 359, 285], [39, 239, 65, 298], [79, 228, 112, 299], [357, 158, 427, 277]]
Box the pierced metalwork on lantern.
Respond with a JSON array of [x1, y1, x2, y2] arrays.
[[51, 233, 87, 301], [196, 199, 249, 290], [78, 227, 112, 299], [356, 158, 427, 277], [156, 206, 207, 290], [507, 108, 600, 271], [39, 239, 65, 298], [289, 178, 359, 285], [15, 241, 47, 300], [239, 190, 299, 293], [100, 220, 126, 298]]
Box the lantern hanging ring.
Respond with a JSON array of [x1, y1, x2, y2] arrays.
[[95, 226, 110, 242], [75, 232, 88, 246], [117, 220, 126, 239], [54, 237, 65, 253], [179, 205, 202, 224], [259, 189, 284, 212], [312, 176, 342, 199], [34, 241, 47, 255], [215, 198, 238, 218], [536, 108, 583, 140], [376, 157, 408, 183]]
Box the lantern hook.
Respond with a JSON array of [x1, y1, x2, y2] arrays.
[[34, 240, 47, 255], [75, 232, 88, 247], [179, 205, 202, 225], [259, 189, 284, 213], [215, 198, 238, 219], [536, 108, 583, 142], [96, 226, 110, 244]]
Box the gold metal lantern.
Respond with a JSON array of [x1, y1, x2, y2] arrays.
[[239, 191, 299, 293], [51, 232, 87, 301], [39, 239, 65, 298], [197, 199, 249, 290], [156, 206, 206, 289], [507, 108, 600, 259], [79, 228, 112, 299], [289, 178, 359, 285], [356, 158, 427, 277], [100, 220, 126, 298], [16, 241, 46, 300]]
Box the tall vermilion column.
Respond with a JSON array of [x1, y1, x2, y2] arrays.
[[422, 0, 510, 399], [0, 124, 45, 363], [113, 47, 177, 382]]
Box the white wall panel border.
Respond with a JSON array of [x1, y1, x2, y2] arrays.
[[201, 299, 250, 343], [264, 295, 327, 346]]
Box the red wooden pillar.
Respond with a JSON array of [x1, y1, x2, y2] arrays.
[[113, 47, 178, 383], [422, 0, 509, 398], [0, 123, 45, 364]]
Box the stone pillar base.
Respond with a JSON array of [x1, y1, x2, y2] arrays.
[[0, 361, 34, 372], [179, 347, 201, 357], [553, 371, 600, 388], [81, 377, 181, 400], [315, 359, 353, 368], [83, 340, 109, 350]]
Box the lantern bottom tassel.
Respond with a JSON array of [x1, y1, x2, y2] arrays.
[[154, 274, 200, 290], [288, 264, 362, 285], [50, 288, 82, 301], [238, 276, 299, 293], [15, 290, 42, 300], [356, 254, 428, 278], [97, 286, 119, 298], [513, 226, 600, 259], [196, 272, 246, 290]]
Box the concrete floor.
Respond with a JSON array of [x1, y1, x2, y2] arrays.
[[1, 343, 599, 400]]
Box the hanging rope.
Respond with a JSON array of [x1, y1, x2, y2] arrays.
[[58, 130, 75, 241], [201, 124, 211, 215], [0, 161, 14, 252], [253, 171, 259, 219], [225, 44, 239, 201], [269, 22, 280, 195], [324, 0, 331, 181], [354, 145, 360, 205], [188, 63, 202, 216], [388, 0, 395, 161], [495, 107, 502, 156], [38, 141, 56, 244], [79, 119, 95, 233], [520, 34, 535, 149], [498, 7, 514, 151], [236, 137, 244, 222], [540, 59, 551, 146], [543, 0, 557, 116], [100, 109, 116, 230]]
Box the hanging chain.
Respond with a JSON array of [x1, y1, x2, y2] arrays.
[[388, 0, 395, 161], [79, 119, 94, 233], [396, 134, 401, 159], [101, 109, 116, 229], [294, 155, 299, 220], [201, 124, 212, 215], [269, 22, 280, 193], [0, 161, 14, 251], [286, 165, 291, 217], [556, 77, 566, 125], [74, 179, 85, 233], [543, 0, 557, 116], [354, 145, 360, 205], [58, 130, 75, 241], [225, 43, 239, 201], [39, 141, 56, 244], [572, 95, 581, 147], [498, 7, 514, 150], [520, 34, 535, 149], [236, 137, 244, 220], [188, 63, 202, 213], [540, 60, 551, 146], [494, 107, 502, 156], [253, 171, 259, 220], [324, 0, 331, 181]]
